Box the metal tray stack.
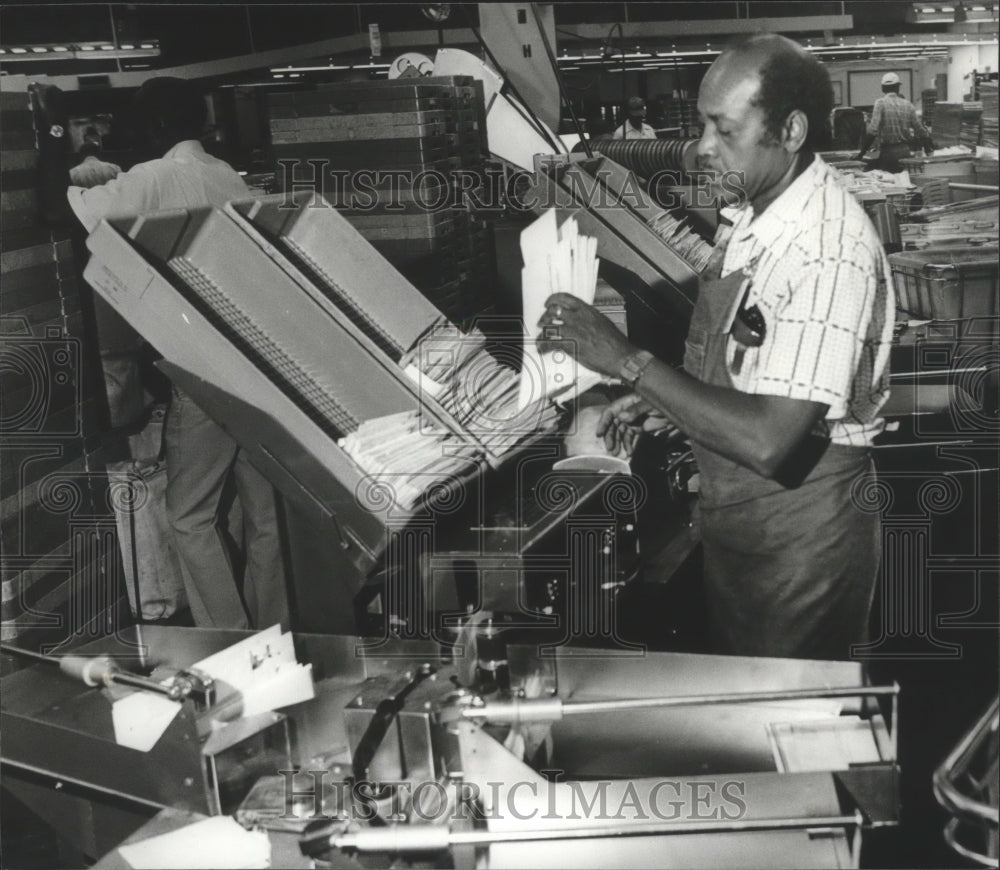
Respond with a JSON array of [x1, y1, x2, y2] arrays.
[[81, 193, 560, 576], [901, 194, 1000, 248], [980, 82, 998, 149], [267, 78, 495, 326]]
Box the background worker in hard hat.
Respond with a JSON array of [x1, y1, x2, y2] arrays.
[[857, 71, 934, 171], [614, 96, 657, 139]]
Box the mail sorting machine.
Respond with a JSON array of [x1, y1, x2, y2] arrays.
[[80, 170, 703, 639], [1, 625, 900, 868], [3, 156, 904, 866]]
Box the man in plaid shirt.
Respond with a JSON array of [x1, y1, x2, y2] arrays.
[[858, 72, 934, 171], [539, 34, 894, 659]]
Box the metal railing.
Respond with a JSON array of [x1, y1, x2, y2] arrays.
[[933, 697, 1000, 868]]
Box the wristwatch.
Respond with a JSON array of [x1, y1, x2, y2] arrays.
[[619, 350, 654, 389]]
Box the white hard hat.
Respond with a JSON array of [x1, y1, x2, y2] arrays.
[[882, 72, 901, 86]]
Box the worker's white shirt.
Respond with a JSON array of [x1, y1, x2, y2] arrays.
[[613, 121, 657, 140], [68, 140, 249, 232]]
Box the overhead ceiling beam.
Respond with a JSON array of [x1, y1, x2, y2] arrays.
[[0, 27, 478, 92], [559, 30, 984, 70], [379, 27, 478, 49], [559, 15, 854, 41]]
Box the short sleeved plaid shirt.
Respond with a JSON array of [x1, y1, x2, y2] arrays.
[[867, 93, 930, 147], [717, 155, 896, 447]]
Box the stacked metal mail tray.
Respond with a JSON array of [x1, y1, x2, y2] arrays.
[[267, 78, 495, 326], [81, 193, 561, 576]]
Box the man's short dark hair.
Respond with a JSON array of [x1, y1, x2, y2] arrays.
[[132, 77, 207, 139], [730, 34, 833, 152], [882, 83, 901, 94]]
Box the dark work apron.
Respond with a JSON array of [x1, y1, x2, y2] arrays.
[[683, 261, 880, 660]]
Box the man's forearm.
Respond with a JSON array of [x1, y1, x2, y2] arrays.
[[632, 358, 827, 478]]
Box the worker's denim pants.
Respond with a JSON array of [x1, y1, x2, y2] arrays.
[[163, 387, 289, 630]]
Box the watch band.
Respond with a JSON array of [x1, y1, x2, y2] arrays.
[[619, 350, 654, 389]]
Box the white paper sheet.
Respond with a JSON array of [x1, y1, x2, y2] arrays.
[[117, 816, 270, 869], [192, 625, 314, 718], [112, 691, 182, 752], [518, 211, 602, 411]]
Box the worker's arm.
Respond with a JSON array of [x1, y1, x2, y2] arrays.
[[910, 105, 934, 154], [856, 131, 876, 160], [70, 153, 122, 188], [65, 166, 155, 233], [537, 295, 827, 478], [857, 101, 883, 159], [539, 234, 881, 479], [857, 100, 885, 159], [866, 99, 883, 137], [620, 360, 826, 477]]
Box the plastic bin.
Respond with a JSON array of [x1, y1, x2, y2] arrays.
[[973, 159, 999, 188], [886, 189, 920, 218], [861, 197, 901, 247], [889, 247, 999, 320], [910, 176, 951, 207], [901, 155, 975, 178], [829, 160, 867, 172], [909, 193, 999, 223], [818, 149, 860, 162]]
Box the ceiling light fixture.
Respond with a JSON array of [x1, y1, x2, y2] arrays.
[[2, 40, 161, 59]]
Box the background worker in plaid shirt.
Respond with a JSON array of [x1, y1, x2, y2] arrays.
[[538, 34, 894, 660], [857, 71, 935, 171]]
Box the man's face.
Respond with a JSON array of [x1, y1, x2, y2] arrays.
[[696, 57, 793, 208], [628, 103, 646, 126]]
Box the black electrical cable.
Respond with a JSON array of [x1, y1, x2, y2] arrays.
[[459, 5, 566, 155], [350, 664, 437, 783], [530, 2, 592, 158], [344, 663, 437, 828], [463, 7, 563, 154]]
